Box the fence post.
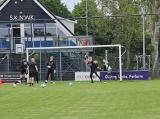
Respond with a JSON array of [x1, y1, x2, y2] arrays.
[[40, 37, 41, 81], [93, 18, 95, 61], [44, 20, 47, 74], [115, 16, 118, 70], [27, 36, 28, 48], [44, 20, 46, 47], [8, 29, 11, 72], [60, 52, 62, 81], [31, 21, 32, 47], [30, 21, 33, 58]]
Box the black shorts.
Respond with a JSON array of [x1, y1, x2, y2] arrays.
[[29, 72, 35, 77], [21, 69, 27, 74]]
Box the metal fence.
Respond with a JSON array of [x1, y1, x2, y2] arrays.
[[0, 14, 160, 80]]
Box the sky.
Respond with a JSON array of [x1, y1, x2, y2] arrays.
[[61, 0, 82, 12]]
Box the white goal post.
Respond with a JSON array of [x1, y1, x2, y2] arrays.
[[26, 44, 122, 81]]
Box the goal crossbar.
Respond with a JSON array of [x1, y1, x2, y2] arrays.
[[26, 44, 122, 81]]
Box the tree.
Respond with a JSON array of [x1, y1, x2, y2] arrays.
[[98, 0, 144, 68], [72, 0, 116, 68], [0, 0, 4, 4], [72, 0, 109, 51], [148, 0, 159, 77], [39, 0, 71, 17]]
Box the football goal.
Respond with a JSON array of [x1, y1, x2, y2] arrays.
[[26, 44, 122, 81]]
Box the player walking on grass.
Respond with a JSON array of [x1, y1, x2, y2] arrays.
[[26, 58, 38, 87], [33, 58, 39, 84], [45, 56, 56, 83], [20, 58, 28, 85], [85, 57, 102, 83]]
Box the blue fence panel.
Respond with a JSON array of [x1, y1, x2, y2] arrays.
[[61, 40, 76, 46], [34, 41, 40, 47], [25, 41, 53, 48], [70, 41, 76, 46], [25, 40, 75, 49], [25, 41, 33, 48], [46, 41, 53, 47], [0, 39, 10, 49]]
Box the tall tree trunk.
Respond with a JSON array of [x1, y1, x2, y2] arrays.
[[124, 31, 131, 68], [151, 21, 159, 77], [126, 46, 130, 68], [151, 0, 159, 77]]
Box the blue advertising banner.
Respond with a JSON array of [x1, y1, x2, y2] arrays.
[[100, 71, 148, 80]]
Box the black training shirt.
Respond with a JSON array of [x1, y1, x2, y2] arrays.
[[47, 60, 56, 70], [28, 62, 36, 72], [34, 62, 37, 66], [88, 61, 96, 71], [95, 64, 98, 71], [21, 61, 28, 70]]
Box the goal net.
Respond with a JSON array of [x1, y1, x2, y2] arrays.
[[26, 45, 122, 82]]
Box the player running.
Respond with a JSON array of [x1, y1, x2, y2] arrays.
[[33, 58, 39, 84], [20, 57, 28, 85], [45, 56, 56, 83], [26, 58, 38, 87], [85, 57, 102, 83]]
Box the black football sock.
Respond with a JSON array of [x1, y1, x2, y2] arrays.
[[37, 78, 38, 83], [21, 78, 23, 83], [32, 83, 34, 85], [91, 78, 93, 83], [30, 83, 31, 86], [25, 78, 27, 84]]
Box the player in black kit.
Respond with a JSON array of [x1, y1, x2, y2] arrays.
[[20, 57, 28, 85], [26, 58, 38, 87], [45, 56, 56, 83], [33, 58, 39, 83], [85, 57, 102, 83]]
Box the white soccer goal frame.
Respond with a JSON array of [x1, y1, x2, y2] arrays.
[[26, 44, 122, 81]]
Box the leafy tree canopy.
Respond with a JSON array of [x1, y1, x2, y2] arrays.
[[40, 0, 71, 17]]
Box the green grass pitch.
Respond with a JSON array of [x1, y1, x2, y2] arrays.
[[0, 80, 160, 119]]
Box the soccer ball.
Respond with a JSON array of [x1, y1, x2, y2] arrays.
[[44, 84, 46, 87], [12, 84, 16, 88], [69, 83, 73, 86], [41, 84, 45, 88]]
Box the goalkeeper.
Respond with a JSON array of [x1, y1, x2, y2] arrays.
[[45, 56, 56, 83], [85, 55, 102, 83], [103, 59, 112, 78], [20, 57, 28, 85]]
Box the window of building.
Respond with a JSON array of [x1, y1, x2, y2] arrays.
[[34, 28, 44, 36], [24, 23, 32, 37], [12, 23, 20, 27], [0, 29, 9, 37], [23, 23, 66, 37], [0, 23, 11, 37], [24, 23, 31, 27], [0, 23, 11, 28], [24, 28, 31, 37]]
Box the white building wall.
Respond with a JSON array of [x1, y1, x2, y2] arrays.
[[60, 20, 75, 34]]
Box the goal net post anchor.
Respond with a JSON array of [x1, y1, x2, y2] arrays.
[[26, 44, 123, 82]]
